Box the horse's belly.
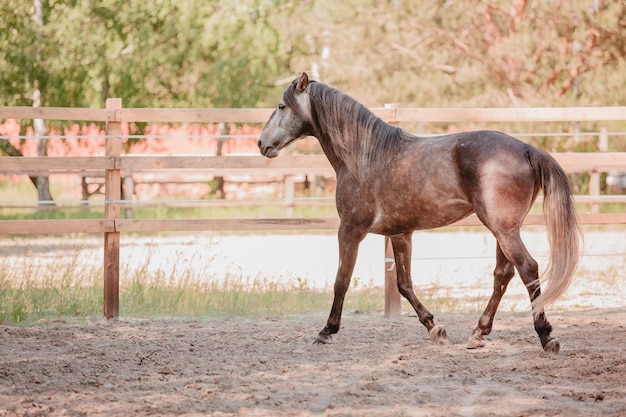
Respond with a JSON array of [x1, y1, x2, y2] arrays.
[[371, 198, 473, 234], [411, 203, 474, 230]]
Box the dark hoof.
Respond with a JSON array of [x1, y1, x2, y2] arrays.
[[543, 338, 560, 354], [429, 325, 447, 345], [314, 333, 332, 344]]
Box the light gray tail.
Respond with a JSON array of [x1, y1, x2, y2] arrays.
[[529, 149, 582, 312]]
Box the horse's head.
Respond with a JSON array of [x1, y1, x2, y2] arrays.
[[258, 72, 313, 158]]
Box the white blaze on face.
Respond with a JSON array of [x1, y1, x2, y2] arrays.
[[259, 107, 289, 158], [259, 88, 311, 158], [264, 109, 282, 131], [258, 113, 286, 158]]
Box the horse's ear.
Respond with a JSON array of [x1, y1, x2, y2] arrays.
[[295, 72, 309, 93]]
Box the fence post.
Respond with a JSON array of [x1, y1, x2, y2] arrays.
[[104, 98, 122, 319], [383, 104, 402, 318]]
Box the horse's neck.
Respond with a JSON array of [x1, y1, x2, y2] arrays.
[[316, 132, 347, 175], [310, 89, 401, 180]]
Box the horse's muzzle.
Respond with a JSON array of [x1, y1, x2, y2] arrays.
[[258, 140, 279, 158]]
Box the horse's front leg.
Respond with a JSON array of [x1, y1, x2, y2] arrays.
[[315, 225, 366, 344], [390, 233, 447, 344]]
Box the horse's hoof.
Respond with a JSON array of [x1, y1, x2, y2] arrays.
[[466, 335, 486, 349], [314, 333, 332, 344], [429, 325, 447, 345], [543, 338, 560, 354]]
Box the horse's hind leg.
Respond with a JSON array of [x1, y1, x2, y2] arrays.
[[390, 233, 447, 344], [467, 243, 515, 349], [491, 232, 559, 353]]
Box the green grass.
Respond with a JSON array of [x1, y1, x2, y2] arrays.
[[0, 245, 384, 325], [3, 200, 624, 222], [0, 204, 338, 221], [0, 252, 103, 323], [0, 239, 493, 326]]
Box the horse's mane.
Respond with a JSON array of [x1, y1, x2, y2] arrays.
[[285, 80, 403, 181]]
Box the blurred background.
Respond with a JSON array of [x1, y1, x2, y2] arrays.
[[1, 0, 625, 206], [1, 1, 625, 323], [2, 0, 626, 198], [2, 0, 625, 110]]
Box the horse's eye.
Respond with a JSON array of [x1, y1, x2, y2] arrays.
[[278, 103, 285, 110]]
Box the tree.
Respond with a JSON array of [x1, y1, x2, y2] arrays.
[[0, 1, 56, 205], [39, 0, 298, 109], [286, 0, 626, 109], [0, 0, 303, 198]]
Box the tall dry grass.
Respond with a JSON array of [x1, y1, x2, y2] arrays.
[[0, 241, 499, 325], [0, 244, 386, 325]]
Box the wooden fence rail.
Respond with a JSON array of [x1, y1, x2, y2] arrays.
[[1, 101, 626, 319]]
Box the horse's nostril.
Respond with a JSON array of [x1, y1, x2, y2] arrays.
[[257, 140, 262, 149]]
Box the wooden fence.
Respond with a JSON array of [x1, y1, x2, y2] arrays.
[[1, 100, 626, 319]]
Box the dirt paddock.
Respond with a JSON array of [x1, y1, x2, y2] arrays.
[[1, 307, 626, 417]]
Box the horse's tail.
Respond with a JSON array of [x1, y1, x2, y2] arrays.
[[529, 148, 582, 313]]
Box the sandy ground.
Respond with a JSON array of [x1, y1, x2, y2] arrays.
[[1, 227, 625, 416], [1, 309, 626, 417]]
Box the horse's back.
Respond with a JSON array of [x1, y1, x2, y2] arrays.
[[432, 130, 532, 160], [404, 129, 536, 191]]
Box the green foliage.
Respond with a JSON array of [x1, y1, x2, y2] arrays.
[[0, 2, 41, 107], [1, 1, 623, 112], [0, 0, 300, 109]]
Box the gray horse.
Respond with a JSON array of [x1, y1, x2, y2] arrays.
[[258, 73, 581, 353]]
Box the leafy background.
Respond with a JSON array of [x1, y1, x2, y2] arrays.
[[1, 0, 624, 110]]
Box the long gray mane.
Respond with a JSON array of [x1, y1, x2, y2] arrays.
[[285, 80, 404, 181]]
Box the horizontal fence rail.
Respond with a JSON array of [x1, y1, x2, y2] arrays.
[[1, 101, 626, 319], [3, 213, 626, 236], [3, 153, 626, 175], [4, 105, 626, 123]]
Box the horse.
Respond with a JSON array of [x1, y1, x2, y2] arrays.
[[258, 72, 581, 353]]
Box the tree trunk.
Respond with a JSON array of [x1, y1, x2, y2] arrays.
[[32, 0, 55, 208]]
